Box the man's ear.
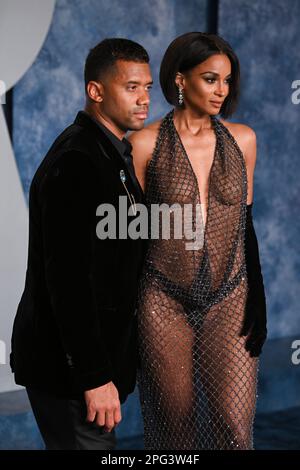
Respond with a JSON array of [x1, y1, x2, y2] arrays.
[[86, 81, 104, 103]]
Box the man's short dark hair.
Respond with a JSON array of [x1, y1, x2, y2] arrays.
[[84, 38, 149, 89], [159, 32, 240, 118]]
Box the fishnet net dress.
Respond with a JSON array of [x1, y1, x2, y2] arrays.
[[137, 110, 258, 450]]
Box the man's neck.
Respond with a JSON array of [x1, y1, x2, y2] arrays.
[[84, 105, 125, 141]]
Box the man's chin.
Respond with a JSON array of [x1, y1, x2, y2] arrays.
[[128, 120, 146, 131]]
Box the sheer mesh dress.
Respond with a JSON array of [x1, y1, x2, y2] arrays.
[[137, 110, 259, 450]]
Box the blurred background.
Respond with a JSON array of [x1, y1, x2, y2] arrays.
[[0, 0, 299, 450]]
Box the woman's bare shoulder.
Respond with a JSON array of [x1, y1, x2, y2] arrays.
[[128, 120, 162, 190], [220, 119, 256, 144], [219, 119, 256, 157], [128, 119, 162, 160]]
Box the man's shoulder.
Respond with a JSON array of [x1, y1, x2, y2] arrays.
[[29, 141, 92, 207], [33, 120, 103, 182], [49, 121, 98, 159]]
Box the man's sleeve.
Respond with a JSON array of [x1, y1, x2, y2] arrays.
[[40, 151, 113, 392]]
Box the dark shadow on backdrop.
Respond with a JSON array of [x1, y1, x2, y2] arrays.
[[206, 0, 218, 33], [2, 88, 13, 141]]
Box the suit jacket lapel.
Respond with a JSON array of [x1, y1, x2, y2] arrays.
[[74, 111, 143, 203]]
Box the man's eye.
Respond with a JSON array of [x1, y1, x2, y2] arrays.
[[127, 86, 137, 91], [146, 85, 152, 91]]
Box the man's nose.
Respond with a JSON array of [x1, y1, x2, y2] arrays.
[[137, 90, 150, 106]]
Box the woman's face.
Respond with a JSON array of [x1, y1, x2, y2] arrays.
[[177, 53, 232, 115]]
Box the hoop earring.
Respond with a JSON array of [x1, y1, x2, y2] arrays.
[[178, 87, 184, 106]]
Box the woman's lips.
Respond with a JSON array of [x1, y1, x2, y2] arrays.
[[210, 101, 223, 108]]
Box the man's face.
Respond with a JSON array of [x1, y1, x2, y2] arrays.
[[100, 60, 152, 132]]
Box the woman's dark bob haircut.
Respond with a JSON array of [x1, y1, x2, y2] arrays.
[[160, 32, 240, 118]]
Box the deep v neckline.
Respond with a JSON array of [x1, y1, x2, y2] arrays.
[[171, 110, 219, 231]]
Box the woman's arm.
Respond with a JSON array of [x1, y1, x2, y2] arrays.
[[223, 121, 267, 356], [243, 126, 257, 205]]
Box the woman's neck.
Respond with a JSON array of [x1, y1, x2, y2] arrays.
[[173, 107, 212, 136]]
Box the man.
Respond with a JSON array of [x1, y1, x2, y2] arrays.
[[10, 38, 152, 450]]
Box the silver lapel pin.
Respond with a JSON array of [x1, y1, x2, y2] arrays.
[[119, 169, 137, 216], [120, 169, 126, 183]]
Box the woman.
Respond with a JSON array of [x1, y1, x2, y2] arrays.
[[129, 32, 267, 450]]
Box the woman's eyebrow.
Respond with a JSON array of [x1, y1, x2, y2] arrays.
[[200, 71, 232, 77]]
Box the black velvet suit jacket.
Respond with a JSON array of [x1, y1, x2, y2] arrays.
[[10, 111, 146, 403]]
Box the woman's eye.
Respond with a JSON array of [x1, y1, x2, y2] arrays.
[[204, 77, 231, 84]]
